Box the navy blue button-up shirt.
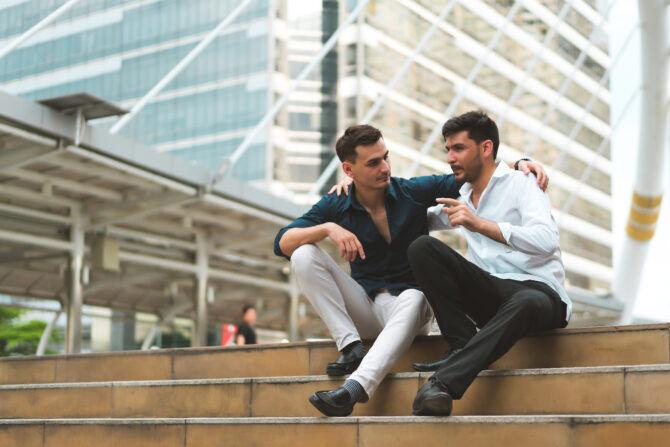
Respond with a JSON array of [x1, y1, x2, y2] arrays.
[[274, 175, 461, 298]]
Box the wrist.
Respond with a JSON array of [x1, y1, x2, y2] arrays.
[[322, 222, 336, 236], [473, 217, 486, 234], [514, 157, 531, 170]]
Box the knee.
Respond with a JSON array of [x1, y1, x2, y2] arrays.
[[395, 290, 433, 323], [290, 244, 320, 276], [408, 235, 434, 265], [509, 292, 546, 319], [397, 289, 428, 310]]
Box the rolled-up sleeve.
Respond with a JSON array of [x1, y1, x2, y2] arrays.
[[427, 204, 453, 231], [273, 195, 334, 259], [406, 174, 462, 206], [502, 175, 559, 256]]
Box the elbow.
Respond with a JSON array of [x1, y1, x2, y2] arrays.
[[535, 231, 560, 255], [279, 237, 294, 258], [510, 228, 559, 256], [274, 231, 293, 259]]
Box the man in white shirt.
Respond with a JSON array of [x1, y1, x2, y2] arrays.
[[407, 110, 571, 416]]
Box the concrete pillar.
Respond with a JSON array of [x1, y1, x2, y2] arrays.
[[65, 215, 84, 354], [193, 233, 209, 347], [110, 310, 136, 351], [288, 275, 300, 342]]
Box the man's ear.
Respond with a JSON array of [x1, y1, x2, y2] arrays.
[[342, 161, 354, 178], [480, 140, 494, 161]]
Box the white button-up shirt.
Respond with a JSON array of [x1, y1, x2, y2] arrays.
[[427, 162, 572, 322]]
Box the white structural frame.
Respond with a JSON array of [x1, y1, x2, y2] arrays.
[[551, 21, 638, 173], [461, 0, 609, 104], [36, 309, 62, 356], [403, 1, 524, 178], [397, 0, 608, 136], [525, 0, 620, 161], [614, 0, 669, 323], [495, 1, 573, 129], [310, 0, 460, 194], [559, 86, 641, 218]]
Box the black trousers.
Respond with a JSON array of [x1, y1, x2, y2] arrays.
[[407, 235, 566, 399]]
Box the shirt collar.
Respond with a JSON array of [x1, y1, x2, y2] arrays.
[[458, 161, 511, 199], [345, 178, 397, 211]]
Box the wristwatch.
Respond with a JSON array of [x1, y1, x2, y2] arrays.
[[514, 158, 532, 170]]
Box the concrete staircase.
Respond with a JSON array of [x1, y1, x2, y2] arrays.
[[1, 323, 670, 446]]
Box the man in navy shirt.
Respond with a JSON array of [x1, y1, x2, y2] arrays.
[[274, 124, 545, 416]]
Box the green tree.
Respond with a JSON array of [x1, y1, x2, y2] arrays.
[[0, 307, 61, 356]]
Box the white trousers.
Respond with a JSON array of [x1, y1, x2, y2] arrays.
[[291, 244, 433, 397]]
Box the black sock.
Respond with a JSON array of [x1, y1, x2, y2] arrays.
[[342, 379, 368, 403]]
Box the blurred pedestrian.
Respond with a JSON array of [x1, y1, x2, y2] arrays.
[[236, 304, 257, 345]]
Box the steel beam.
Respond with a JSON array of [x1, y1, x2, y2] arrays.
[[84, 192, 198, 230], [36, 310, 61, 356]]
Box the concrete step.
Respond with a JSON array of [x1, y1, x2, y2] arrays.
[[2, 415, 670, 447], [2, 364, 670, 419], [0, 323, 668, 385]]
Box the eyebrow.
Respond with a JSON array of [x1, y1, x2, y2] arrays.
[[445, 143, 464, 150], [366, 150, 389, 164]]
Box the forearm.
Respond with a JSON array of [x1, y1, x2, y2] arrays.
[[279, 224, 333, 257], [476, 219, 507, 245]]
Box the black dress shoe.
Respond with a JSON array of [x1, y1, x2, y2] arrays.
[[326, 342, 366, 376], [309, 386, 355, 417], [412, 347, 462, 372], [412, 377, 453, 416]]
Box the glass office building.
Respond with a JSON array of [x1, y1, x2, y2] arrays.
[[0, 0, 277, 181]]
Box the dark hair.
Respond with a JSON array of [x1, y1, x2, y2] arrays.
[[242, 304, 255, 315], [441, 110, 499, 159], [335, 124, 383, 162]]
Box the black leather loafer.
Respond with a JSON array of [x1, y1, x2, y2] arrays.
[[412, 377, 453, 416], [412, 347, 462, 372], [309, 386, 355, 417], [326, 342, 366, 376]]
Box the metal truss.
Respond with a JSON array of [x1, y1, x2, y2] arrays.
[[310, 0, 459, 195], [403, 0, 523, 178], [550, 20, 638, 175], [524, 0, 621, 161]]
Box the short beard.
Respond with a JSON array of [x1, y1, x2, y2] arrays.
[[463, 153, 484, 183]]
